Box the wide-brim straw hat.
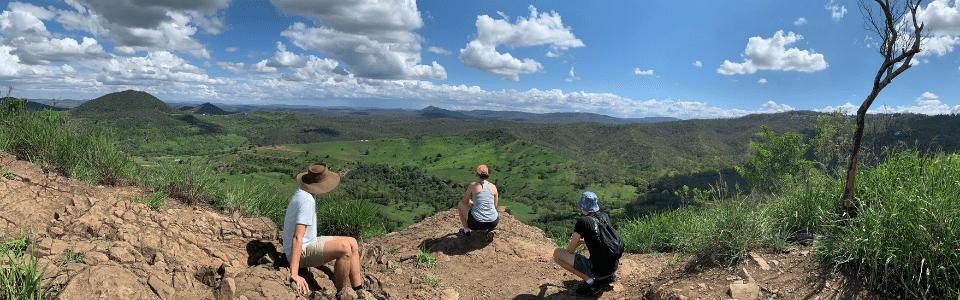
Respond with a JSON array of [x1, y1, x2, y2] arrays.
[[297, 162, 340, 194]]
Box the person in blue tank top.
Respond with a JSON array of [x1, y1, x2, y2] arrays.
[[457, 164, 500, 241]]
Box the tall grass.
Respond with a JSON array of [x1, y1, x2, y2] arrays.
[[217, 179, 288, 222], [0, 107, 135, 185], [0, 230, 56, 300], [620, 195, 787, 258], [619, 150, 960, 298], [315, 195, 386, 240], [817, 151, 960, 298], [138, 159, 220, 205]]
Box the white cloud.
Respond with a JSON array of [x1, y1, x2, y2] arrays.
[[758, 78, 768, 84], [0, 45, 26, 77], [427, 46, 451, 55], [225, 47, 238, 52], [816, 102, 859, 114], [545, 51, 560, 58], [473, 6, 584, 49], [91, 51, 222, 85], [794, 17, 807, 26], [910, 0, 960, 56], [0, 4, 111, 65], [216, 62, 245, 74], [693, 61, 702, 67], [818, 92, 959, 115], [826, 0, 847, 21], [0, 4, 52, 39], [80, 0, 228, 30], [250, 60, 278, 74], [889, 92, 960, 114], [459, 5, 583, 81], [264, 42, 308, 69], [920, 35, 960, 56], [114, 46, 136, 56], [633, 68, 653, 75], [281, 56, 342, 82], [760, 100, 794, 112], [460, 40, 541, 81], [916, 0, 960, 36], [7, 36, 111, 65], [273, 0, 444, 81], [565, 67, 579, 82], [60, 64, 77, 74], [28, 1, 227, 59], [717, 30, 828, 75]]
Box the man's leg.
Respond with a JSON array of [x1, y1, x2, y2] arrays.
[[322, 236, 362, 291], [552, 248, 590, 280]]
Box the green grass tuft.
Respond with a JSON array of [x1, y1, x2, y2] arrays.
[[0, 229, 57, 300], [414, 245, 437, 269]]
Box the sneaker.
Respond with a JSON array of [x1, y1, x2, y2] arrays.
[[485, 230, 496, 241], [575, 281, 601, 295], [596, 274, 618, 285], [458, 228, 472, 238]]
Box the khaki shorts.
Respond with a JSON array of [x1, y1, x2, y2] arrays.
[[298, 236, 334, 268]]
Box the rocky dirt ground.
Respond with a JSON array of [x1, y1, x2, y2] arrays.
[[0, 150, 882, 299]]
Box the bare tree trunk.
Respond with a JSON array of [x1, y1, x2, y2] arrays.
[[844, 0, 924, 211], [843, 90, 881, 208]]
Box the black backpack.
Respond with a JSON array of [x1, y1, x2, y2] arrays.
[[590, 213, 624, 259]]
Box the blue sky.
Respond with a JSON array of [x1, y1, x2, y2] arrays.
[[1, 0, 958, 119]]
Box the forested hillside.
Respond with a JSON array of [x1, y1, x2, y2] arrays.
[[63, 90, 960, 240]]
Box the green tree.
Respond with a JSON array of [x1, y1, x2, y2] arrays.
[[736, 126, 813, 193], [810, 110, 852, 171]]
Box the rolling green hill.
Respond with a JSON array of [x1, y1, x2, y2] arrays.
[[71, 90, 179, 117]]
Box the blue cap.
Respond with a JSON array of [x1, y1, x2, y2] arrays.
[[577, 191, 599, 213]]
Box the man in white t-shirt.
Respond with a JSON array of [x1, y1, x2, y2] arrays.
[[283, 162, 363, 295]]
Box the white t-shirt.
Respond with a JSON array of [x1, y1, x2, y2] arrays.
[[283, 188, 318, 260]]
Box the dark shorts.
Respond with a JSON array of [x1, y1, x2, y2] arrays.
[[573, 253, 618, 279], [467, 212, 498, 231]]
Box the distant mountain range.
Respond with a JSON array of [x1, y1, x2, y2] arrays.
[[419, 106, 678, 124], [32, 91, 678, 124]]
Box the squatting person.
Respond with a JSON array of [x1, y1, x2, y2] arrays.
[[457, 164, 500, 241], [552, 191, 623, 295]]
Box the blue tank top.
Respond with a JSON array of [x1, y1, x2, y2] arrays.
[[470, 181, 498, 222]]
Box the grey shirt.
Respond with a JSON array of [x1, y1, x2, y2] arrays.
[[470, 181, 498, 222]]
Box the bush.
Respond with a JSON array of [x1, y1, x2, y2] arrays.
[[735, 125, 813, 193]]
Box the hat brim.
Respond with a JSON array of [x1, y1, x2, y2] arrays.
[[297, 170, 340, 194]]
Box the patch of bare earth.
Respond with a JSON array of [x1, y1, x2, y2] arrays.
[[0, 150, 882, 299], [255, 145, 304, 152]]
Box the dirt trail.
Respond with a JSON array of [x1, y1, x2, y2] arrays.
[[0, 150, 879, 299]]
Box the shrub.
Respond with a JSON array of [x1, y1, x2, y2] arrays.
[[735, 125, 813, 193]]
